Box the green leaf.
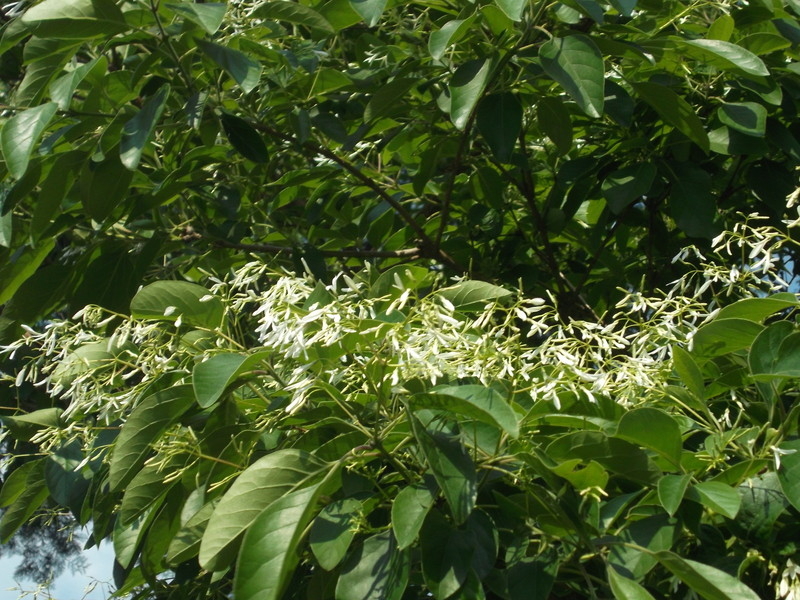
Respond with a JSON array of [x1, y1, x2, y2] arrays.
[[234, 480, 331, 600], [681, 39, 769, 78], [49, 57, 99, 109], [672, 346, 704, 399], [655, 551, 760, 600], [0, 460, 49, 543], [197, 40, 261, 94], [771, 333, 800, 377], [44, 440, 91, 512], [734, 472, 788, 541], [615, 408, 683, 467], [718, 294, 799, 322], [476, 93, 522, 163], [609, 515, 676, 580], [130, 280, 224, 329], [718, 102, 766, 138], [348, 0, 387, 27], [1, 103, 58, 179], [508, 556, 557, 600], [411, 385, 519, 438], [0, 408, 62, 442], [707, 14, 734, 41], [220, 112, 269, 163], [255, 1, 334, 37], [80, 152, 135, 221], [120, 83, 170, 170], [419, 509, 473, 599], [777, 439, 800, 513], [749, 321, 794, 377], [601, 163, 655, 214], [539, 35, 604, 118], [608, 567, 656, 600], [199, 449, 327, 571], [668, 165, 715, 238], [537, 96, 572, 155], [0, 240, 55, 307], [449, 58, 491, 130], [119, 454, 183, 525], [657, 474, 691, 517], [691, 318, 763, 359], [309, 498, 360, 571], [192, 351, 271, 408], [632, 82, 709, 153], [438, 280, 513, 311], [108, 384, 195, 491], [0, 461, 43, 508], [428, 17, 477, 62], [166, 499, 218, 566], [364, 78, 418, 123], [166, 2, 226, 35], [412, 418, 476, 525], [114, 505, 158, 569], [688, 481, 741, 519], [336, 531, 410, 600], [495, 0, 526, 21], [21, 0, 126, 39], [391, 479, 436, 550]]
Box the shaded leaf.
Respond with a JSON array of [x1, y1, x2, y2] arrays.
[[691, 318, 763, 359], [777, 439, 800, 513], [120, 83, 170, 170], [615, 408, 682, 467], [632, 82, 709, 153], [601, 163, 655, 214], [391, 479, 436, 550], [309, 497, 360, 571], [537, 96, 572, 155], [718, 102, 766, 138], [336, 531, 410, 600], [166, 2, 226, 35], [220, 112, 269, 163], [197, 40, 261, 94], [449, 58, 491, 130], [655, 551, 760, 599], [255, 1, 334, 36], [668, 164, 715, 238], [477, 93, 522, 163]]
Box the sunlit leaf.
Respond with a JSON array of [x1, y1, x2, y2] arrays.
[[540, 35, 604, 118]]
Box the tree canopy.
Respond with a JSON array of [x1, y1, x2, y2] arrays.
[[3, 0, 800, 599]]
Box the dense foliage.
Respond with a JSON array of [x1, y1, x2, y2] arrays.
[[4, 0, 800, 598]]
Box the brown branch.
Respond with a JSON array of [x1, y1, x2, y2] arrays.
[[212, 239, 422, 260]]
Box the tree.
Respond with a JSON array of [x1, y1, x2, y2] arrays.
[[2, 0, 800, 598]]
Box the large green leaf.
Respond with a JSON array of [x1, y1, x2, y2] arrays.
[[672, 345, 704, 400], [391, 478, 436, 550], [166, 499, 218, 566], [309, 498, 360, 571], [336, 531, 410, 600], [108, 384, 195, 491], [438, 280, 513, 311], [691, 318, 763, 359], [632, 82, 709, 153], [0, 240, 56, 306], [718, 102, 766, 138], [44, 440, 91, 513], [412, 418, 476, 525], [601, 163, 655, 214], [777, 439, 800, 512], [130, 281, 224, 329], [537, 96, 572, 155], [657, 473, 691, 517], [49, 57, 99, 109], [539, 35, 604, 118], [495, 0, 526, 21], [0, 460, 44, 508], [418, 509, 474, 599], [0, 460, 49, 542], [166, 2, 226, 35], [608, 567, 656, 600], [680, 39, 769, 78], [21, 0, 126, 39], [428, 16, 478, 61], [476, 93, 522, 163], [718, 294, 799, 322], [615, 408, 682, 467], [609, 515, 676, 580], [120, 84, 170, 170], [668, 165, 715, 238], [234, 479, 335, 600], [508, 556, 557, 600], [1, 103, 58, 179], [348, 0, 387, 27], [364, 78, 419, 123], [410, 385, 519, 438], [199, 449, 327, 571], [655, 552, 760, 599], [255, 1, 334, 36], [192, 351, 271, 408], [449, 58, 492, 130], [197, 40, 261, 94], [119, 454, 184, 526], [687, 481, 741, 519], [220, 112, 269, 163]]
